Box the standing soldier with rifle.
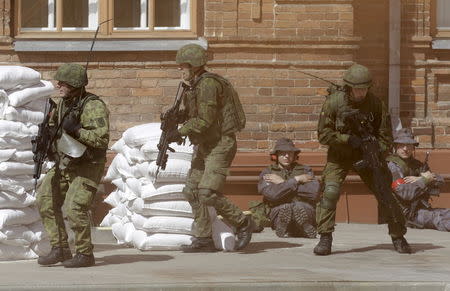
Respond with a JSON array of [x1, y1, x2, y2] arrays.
[[164, 43, 255, 252], [388, 128, 448, 231], [315, 63, 410, 255], [35, 63, 109, 267]]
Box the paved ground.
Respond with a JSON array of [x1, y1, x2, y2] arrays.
[[0, 223, 449, 291]]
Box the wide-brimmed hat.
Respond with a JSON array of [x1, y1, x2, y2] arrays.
[[270, 138, 301, 154], [393, 128, 419, 146]]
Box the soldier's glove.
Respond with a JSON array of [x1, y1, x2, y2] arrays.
[[348, 135, 362, 149], [167, 129, 183, 144], [62, 115, 81, 138]]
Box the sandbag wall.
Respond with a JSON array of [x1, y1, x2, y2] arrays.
[[101, 123, 237, 251], [0, 66, 55, 260], [101, 123, 197, 250]]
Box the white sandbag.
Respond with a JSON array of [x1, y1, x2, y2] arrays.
[[100, 212, 121, 227], [0, 243, 37, 260], [21, 98, 47, 112], [122, 144, 147, 165], [0, 66, 41, 91], [0, 149, 16, 162], [141, 139, 194, 162], [109, 203, 131, 219], [0, 136, 33, 150], [141, 184, 185, 201], [103, 190, 123, 208], [0, 191, 36, 208], [147, 159, 191, 183], [0, 90, 8, 117], [0, 120, 38, 139], [7, 80, 55, 107], [122, 123, 161, 148], [27, 220, 49, 241], [104, 153, 143, 181], [125, 177, 142, 197], [130, 199, 193, 218], [132, 230, 193, 251], [130, 212, 147, 230], [0, 162, 34, 176], [3, 106, 45, 124], [0, 176, 35, 193], [30, 238, 51, 256], [0, 207, 40, 229], [208, 207, 236, 252], [111, 222, 135, 246], [10, 150, 34, 163], [110, 138, 125, 153], [0, 225, 37, 243], [142, 216, 194, 235]]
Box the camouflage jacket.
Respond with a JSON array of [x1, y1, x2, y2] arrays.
[[52, 92, 109, 164], [387, 154, 444, 218], [318, 90, 392, 161], [257, 163, 320, 207], [178, 72, 230, 144]]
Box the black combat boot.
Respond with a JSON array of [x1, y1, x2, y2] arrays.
[[235, 215, 255, 250], [62, 252, 95, 268], [391, 236, 412, 254], [292, 204, 317, 238], [37, 246, 72, 266], [275, 204, 292, 238], [313, 233, 333, 256], [181, 237, 218, 253]]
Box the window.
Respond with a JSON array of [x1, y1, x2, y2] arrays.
[[433, 0, 450, 37], [15, 0, 197, 38]]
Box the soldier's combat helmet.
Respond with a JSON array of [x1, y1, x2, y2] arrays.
[[343, 63, 372, 89], [54, 63, 88, 88], [176, 44, 207, 67]]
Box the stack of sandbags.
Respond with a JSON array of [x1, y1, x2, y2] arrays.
[[101, 123, 236, 251], [0, 66, 55, 260]]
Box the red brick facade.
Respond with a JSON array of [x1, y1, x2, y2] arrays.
[[2, 0, 450, 222]]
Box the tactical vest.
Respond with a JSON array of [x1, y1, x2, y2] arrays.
[[386, 155, 423, 177], [328, 91, 382, 135], [193, 72, 246, 135]]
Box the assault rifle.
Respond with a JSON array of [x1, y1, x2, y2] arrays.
[[154, 82, 189, 182], [31, 99, 57, 191], [342, 108, 405, 225]]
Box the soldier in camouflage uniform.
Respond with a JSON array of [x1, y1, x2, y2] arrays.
[[258, 138, 320, 238], [388, 128, 448, 231], [36, 63, 109, 267], [167, 44, 254, 252], [315, 63, 410, 255]]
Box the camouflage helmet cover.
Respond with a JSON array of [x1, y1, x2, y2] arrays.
[[176, 44, 207, 67], [54, 63, 88, 88], [343, 63, 372, 89]]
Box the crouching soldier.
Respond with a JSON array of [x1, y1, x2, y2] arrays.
[[258, 138, 320, 238], [36, 63, 109, 267], [388, 128, 448, 231]]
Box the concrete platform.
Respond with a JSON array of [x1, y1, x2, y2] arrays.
[[0, 223, 449, 291]]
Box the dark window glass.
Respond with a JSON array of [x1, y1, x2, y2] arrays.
[[155, 0, 180, 27], [114, 0, 142, 27], [21, 0, 50, 28], [63, 0, 89, 27]]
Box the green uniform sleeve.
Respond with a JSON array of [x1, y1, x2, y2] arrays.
[[178, 78, 221, 136], [77, 99, 109, 149], [317, 97, 350, 146], [377, 101, 393, 153]]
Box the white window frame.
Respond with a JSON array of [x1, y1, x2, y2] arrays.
[[15, 0, 198, 39]]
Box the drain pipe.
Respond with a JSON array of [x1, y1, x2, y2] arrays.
[[389, 0, 402, 131]]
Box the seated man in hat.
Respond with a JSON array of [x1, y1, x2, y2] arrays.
[[257, 138, 320, 238], [387, 128, 448, 231]]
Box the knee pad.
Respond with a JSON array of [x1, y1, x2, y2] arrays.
[[198, 188, 218, 206], [320, 182, 341, 210]]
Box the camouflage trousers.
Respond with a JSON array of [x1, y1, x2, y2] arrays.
[[183, 134, 246, 238], [316, 160, 406, 238], [36, 161, 104, 255], [413, 208, 450, 231]]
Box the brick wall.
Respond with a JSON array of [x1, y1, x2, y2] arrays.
[[0, 0, 449, 151]]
